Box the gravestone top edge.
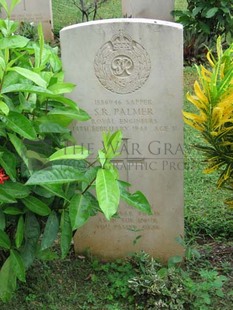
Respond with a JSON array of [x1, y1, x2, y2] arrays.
[[60, 18, 183, 34]]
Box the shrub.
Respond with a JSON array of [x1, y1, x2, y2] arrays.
[[183, 37, 233, 206], [173, 0, 233, 62], [0, 1, 151, 302]]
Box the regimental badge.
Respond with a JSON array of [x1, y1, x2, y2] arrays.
[[94, 30, 151, 94]]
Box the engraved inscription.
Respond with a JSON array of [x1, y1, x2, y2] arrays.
[[94, 31, 151, 94]]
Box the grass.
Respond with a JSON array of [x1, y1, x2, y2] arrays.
[[0, 1, 233, 309]]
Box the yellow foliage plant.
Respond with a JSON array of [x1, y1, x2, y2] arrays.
[[183, 37, 233, 207]]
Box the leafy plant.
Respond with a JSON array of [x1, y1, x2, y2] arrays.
[[173, 0, 233, 63], [174, 0, 233, 42], [0, 0, 151, 302], [92, 258, 136, 302], [128, 251, 227, 310], [183, 37, 233, 206]]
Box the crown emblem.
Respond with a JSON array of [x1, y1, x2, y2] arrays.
[[111, 30, 133, 51]]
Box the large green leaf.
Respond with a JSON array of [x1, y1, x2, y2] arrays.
[[1, 181, 30, 199], [26, 165, 87, 185], [3, 111, 37, 140], [15, 215, 24, 248], [0, 229, 11, 250], [96, 169, 120, 220], [38, 122, 70, 134], [69, 193, 92, 230], [60, 209, 72, 259], [20, 213, 40, 269], [22, 196, 51, 216], [49, 146, 89, 161], [0, 36, 29, 49], [48, 108, 90, 122], [0, 187, 17, 203], [41, 211, 59, 250], [10, 250, 26, 282], [0, 150, 17, 181], [9, 67, 48, 88], [1, 83, 53, 95], [0, 257, 17, 303]]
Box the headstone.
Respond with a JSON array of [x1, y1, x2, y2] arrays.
[[0, 0, 53, 41], [60, 19, 183, 262], [122, 0, 174, 21]]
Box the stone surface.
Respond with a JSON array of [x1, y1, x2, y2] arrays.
[[122, 0, 174, 21], [1, 0, 53, 40], [60, 19, 183, 262]]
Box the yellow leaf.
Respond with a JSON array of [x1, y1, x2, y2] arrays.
[[194, 81, 209, 104], [186, 93, 207, 111], [207, 51, 216, 67]]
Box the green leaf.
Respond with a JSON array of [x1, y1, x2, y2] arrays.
[[9, 67, 48, 88], [22, 196, 51, 216], [3, 111, 37, 140], [69, 193, 92, 230], [20, 213, 40, 269], [81, 166, 98, 191], [26, 165, 87, 185], [0, 150, 17, 181], [96, 169, 120, 220], [0, 0, 9, 15], [0, 210, 5, 230], [9, 0, 21, 14], [0, 257, 17, 303], [38, 122, 70, 134], [40, 184, 68, 201], [1, 83, 53, 95], [15, 216, 24, 248], [41, 211, 59, 250], [0, 36, 29, 49], [1, 181, 30, 199], [0, 187, 17, 203], [0, 229, 11, 250], [0, 100, 9, 115], [205, 7, 218, 18], [103, 130, 122, 159], [8, 133, 30, 171], [3, 207, 24, 215], [48, 82, 75, 94], [120, 186, 152, 215], [10, 250, 26, 282], [61, 209, 72, 258], [48, 108, 90, 122], [49, 146, 89, 161]]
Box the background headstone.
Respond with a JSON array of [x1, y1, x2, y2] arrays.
[[60, 19, 183, 262], [0, 0, 53, 40], [122, 0, 174, 21]]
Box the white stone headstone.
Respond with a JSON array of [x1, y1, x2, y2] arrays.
[[60, 19, 183, 262], [122, 0, 174, 21], [0, 0, 53, 40]]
